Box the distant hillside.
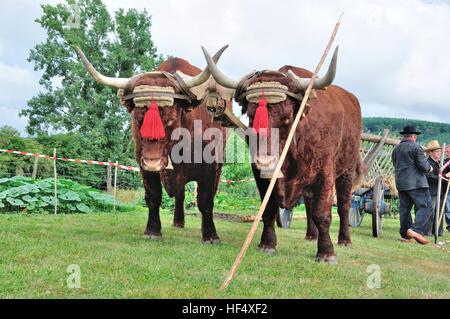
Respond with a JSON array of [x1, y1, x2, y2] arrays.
[[363, 117, 450, 144]]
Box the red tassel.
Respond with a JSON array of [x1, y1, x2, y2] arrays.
[[140, 99, 166, 140], [252, 91, 269, 136]]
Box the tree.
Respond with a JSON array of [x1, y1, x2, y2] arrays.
[[21, 0, 164, 163], [0, 126, 51, 177]]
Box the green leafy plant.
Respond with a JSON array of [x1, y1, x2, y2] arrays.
[[0, 176, 133, 214]]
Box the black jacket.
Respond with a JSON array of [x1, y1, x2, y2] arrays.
[[425, 156, 447, 197], [392, 140, 431, 191]]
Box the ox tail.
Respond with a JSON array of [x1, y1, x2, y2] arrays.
[[352, 157, 367, 193]]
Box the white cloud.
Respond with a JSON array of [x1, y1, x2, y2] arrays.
[[0, 62, 40, 106], [0, 106, 28, 134]]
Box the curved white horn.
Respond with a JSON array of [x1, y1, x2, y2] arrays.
[[75, 47, 130, 89], [201, 46, 240, 89], [287, 46, 339, 90], [182, 45, 229, 88]]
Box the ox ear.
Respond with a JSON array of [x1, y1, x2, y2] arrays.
[[123, 101, 135, 114], [240, 100, 249, 115], [117, 89, 135, 113]]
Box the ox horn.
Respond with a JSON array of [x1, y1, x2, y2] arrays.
[[287, 46, 339, 90], [201, 46, 240, 89], [75, 47, 130, 89], [182, 45, 230, 88]]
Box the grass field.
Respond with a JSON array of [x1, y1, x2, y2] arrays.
[[0, 209, 449, 299]]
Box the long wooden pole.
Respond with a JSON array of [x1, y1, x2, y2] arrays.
[[438, 180, 450, 231], [53, 148, 58, 215], [220, 15, 343, 291], [435, 144, 445, 243]]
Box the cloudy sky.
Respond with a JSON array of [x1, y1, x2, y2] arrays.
[[1, 0, 450, 135]]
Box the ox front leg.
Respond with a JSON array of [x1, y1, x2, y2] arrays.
[[304, 194, 318, 241], [336, 173, 353, 246], [142, 171, 163, 240], [173, 186, 185, 228], [252, 165, 279, 255], [197, 181, 220, 245], [312, 177, 336, 264], [258, 198, 279, 256]]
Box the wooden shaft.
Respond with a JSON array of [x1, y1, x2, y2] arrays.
[[438, 179, 450, 228], [435, 144, 446, 243], [363, 129, 390, 169], [361, 133, 400, 146], [53, 148, 58, 215], [220, 15, 343, 291], [223, 107, 248, 131]]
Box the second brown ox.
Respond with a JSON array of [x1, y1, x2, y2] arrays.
[[203, 46, 365, 263]]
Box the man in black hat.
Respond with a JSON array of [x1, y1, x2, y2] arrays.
[[391, 125, 433, 245]]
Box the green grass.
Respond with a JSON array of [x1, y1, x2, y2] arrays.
[[0, 210, 449, 299]]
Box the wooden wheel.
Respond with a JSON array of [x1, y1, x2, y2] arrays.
[[349, 197, 364, 227], [279, 208, 293, 229], [372, 176, 384, 238]]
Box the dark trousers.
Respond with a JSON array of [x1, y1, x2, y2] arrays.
[[398, 188, 433, 238]]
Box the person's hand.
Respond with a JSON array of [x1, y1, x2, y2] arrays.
[[446, 172, 450, 178]]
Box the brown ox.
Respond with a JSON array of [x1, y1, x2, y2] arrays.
[[203, 47, 365, 262], [76, 47, 231, 243]]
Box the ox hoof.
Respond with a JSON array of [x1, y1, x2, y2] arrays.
[[305, 235, 318, 241], [315, 254, 337, 264], [173, 222, 185, 229], [338, 240, 352, 247], [202, 238, 221, 245], [143, 231, 162, 241], [257, 245, 277, 256]]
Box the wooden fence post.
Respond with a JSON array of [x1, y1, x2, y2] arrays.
[[53, 148, 58, 215], [106, 159, 112, 193], [32, 156, 39, 179], [113, 161, 118, 213]]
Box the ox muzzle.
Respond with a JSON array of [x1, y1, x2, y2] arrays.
[[141, 155, 174, 172]]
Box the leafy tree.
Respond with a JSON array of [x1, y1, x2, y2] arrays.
[[21, 0, 164, 164]]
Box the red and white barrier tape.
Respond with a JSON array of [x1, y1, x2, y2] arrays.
[[0, 149, 254, 183], [0, 149, 140, 172]]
